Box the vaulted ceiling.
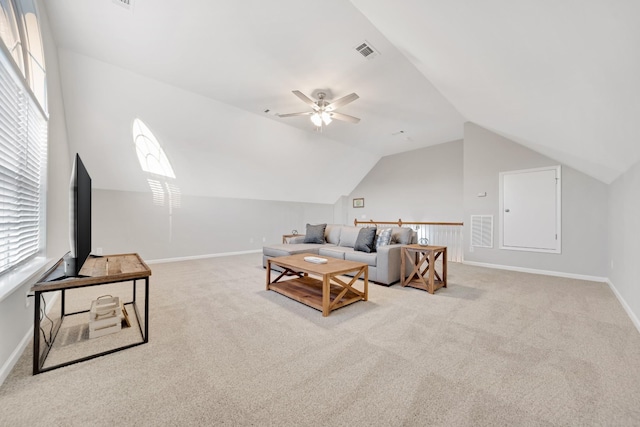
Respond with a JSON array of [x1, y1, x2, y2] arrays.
[[43, 0, 640, 203]]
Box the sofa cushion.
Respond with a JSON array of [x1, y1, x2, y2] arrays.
[[319, 246, 351, 260], [390, 227, 413, 245], [303, 223, 327, 244], [338, 226, 360, 247], [345, 251, 377, 267], [375, 228, 392, 249], [354, 227, 377, 253], [324, 224, 342, 245], [263, 243, 324, 257]]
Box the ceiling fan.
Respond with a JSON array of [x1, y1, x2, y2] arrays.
[[278, 90, 360, 128]]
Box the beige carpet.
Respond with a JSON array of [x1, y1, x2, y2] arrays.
[[1, 253, 640, 426]]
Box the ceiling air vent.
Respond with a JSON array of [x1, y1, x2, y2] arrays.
[[113, 0, 134, 10], [355, 41, 380, 60]]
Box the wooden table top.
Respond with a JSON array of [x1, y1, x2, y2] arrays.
[[402, 244, 447, 251], [270, 253, 367, 276], [32, 253, 151, 292]]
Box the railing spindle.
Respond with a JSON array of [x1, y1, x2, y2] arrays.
[[354, 219, 464, 262]]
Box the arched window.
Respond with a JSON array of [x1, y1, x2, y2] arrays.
[[0, 0, 24, 76], [0, 0, 46, 112], [21, 0, 46, 111]]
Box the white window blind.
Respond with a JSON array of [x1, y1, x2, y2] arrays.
[[0, 46, 46, 275]]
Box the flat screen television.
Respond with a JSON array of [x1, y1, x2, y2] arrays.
[[63, 153, 92, 277]]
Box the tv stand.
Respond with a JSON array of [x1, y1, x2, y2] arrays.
[[31, 253, 151, 375]]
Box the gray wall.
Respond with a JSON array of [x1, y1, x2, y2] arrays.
[[93, 189, 334, 261], [463, 122, 609, 278], [346, 140, 464, 225], [0, 0, 72, 380], [608, 159, 640, 326]]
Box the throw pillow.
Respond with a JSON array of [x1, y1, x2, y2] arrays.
[[390, 227, 412, 245], [303, 223, 327, 244], [354, 227, 377, 253], [375, 228, 392, 249], [338, 226, 360, 247], [324, 224, 342, 245]]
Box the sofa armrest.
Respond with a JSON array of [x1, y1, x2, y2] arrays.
[[375, 244, 404, 285]]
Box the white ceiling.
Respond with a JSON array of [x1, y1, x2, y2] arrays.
[[43, 0, 640, 202]]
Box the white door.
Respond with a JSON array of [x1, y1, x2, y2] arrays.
[[500, 166, 560, 252]]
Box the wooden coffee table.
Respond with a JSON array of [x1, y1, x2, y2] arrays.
[[266, 253, 368, 316]]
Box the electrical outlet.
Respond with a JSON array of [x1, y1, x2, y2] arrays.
[[250, 237, 254, 244], [262, 237, 266, 243], [469, 245, 475, 253], [96, 247, 103, 255]]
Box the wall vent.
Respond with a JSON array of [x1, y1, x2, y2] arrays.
[[471, 215, 493, 248], [355, 41, 380, 60], [113, 0, 134, 10]]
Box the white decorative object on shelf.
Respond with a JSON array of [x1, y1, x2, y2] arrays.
[[89, 295, 122, 339], [418, 237, 429, 246]]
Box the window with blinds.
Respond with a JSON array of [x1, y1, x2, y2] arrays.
[[0, 0, 47, 276], [0, 49, 46, 275]]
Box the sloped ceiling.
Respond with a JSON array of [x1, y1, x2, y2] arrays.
[[351, 0, 640, 183], [44, 0, 640, 205]]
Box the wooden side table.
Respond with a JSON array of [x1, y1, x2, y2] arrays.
[[401, 244, 447, 294], [282, 234, 304, 244]]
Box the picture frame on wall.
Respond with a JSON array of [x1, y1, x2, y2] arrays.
[[353, 198, 364, 208]]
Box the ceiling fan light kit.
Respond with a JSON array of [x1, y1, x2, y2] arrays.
[[310, 111, 332, 127], [278, 90, 360, 128]]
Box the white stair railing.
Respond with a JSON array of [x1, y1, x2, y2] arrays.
[[354, 219, 464, 262]]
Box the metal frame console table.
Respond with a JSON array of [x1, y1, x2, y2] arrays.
[[30, 253, 151, 375]]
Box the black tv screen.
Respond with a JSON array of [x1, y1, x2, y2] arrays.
[[69, 154, 92, 276]]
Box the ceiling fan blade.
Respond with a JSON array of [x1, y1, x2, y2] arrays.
[[329, 111, 360, 123], [325, 93, 359, 111], [292, 90, 319, 110], [330, 112, 360, 124], [277, 112, 313, 118]]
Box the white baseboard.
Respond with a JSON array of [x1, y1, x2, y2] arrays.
[[462, 260, 608, 283], [0, 326, 33, 386], [606, 279, 640, 335], [0, 292, 60, 386], [146, 249, 262, 265], [463, 260, 640, 335]]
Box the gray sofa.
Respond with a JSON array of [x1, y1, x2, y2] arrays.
[[262, 224, 416, 285]]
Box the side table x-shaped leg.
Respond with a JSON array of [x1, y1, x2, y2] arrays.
[[401, 245, 447, 294]]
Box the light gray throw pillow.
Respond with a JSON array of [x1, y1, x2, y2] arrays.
[[324, 224, 342, 245], [338, 226, 360, 247], [390, 227, 412, 245]]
